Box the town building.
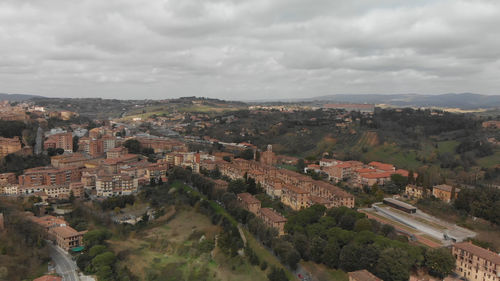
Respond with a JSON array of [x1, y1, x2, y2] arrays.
[[0, 136, 22, 158], [49, 225, 86, 251], [433, 184, 460, 203], [260, 145, 277, 166], [237, 193, 261, 214], [452, 241, 500, 281], [44, 132, 73, 152], [258, 207, 287, 236], [0, 172, 17, 184], [348, 270, 383, 281], [405, 185, 425, 199]]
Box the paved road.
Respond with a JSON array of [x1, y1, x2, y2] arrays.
[[48, 243, 80, 281]]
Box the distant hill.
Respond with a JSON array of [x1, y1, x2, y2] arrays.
[[307, 93, 500, 110], [0, 93, 44, 102]]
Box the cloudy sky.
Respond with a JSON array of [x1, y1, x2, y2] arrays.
[[1, 0, 499, 100]]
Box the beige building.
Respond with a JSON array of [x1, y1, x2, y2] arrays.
[[452, 241, 500, 281], [258, 207, 287, 236], [433, 184, 460, 203], [49, 226, 86, 251], [237, 193, 261, 215], [405, 185, 425, 199]]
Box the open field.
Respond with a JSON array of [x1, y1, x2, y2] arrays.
[[300, 261, 348, 281], [109, 208, 268, 281]]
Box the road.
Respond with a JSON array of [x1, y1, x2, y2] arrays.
[[48, 243, 80, 281]]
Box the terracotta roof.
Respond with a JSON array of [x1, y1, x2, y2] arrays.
[[454, 241, 500, 264], [348, 270, 383, 281], [360, 172, 392, 179], [50, 225, 81, 238], [433, 184, 460, 193], [368, 161, 395, 171], [259, 208, 287, 223], [355, 168, 375, 173], [335, 163, 352, 168], [34, 275, 63, 281], [284, 185, 309, 194], [237, 193, 261, 204]]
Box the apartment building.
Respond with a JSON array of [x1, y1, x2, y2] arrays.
[[258, 208, 287, 236], [49, 225, 86, 251], [0, 172, 17, 184], [44, 132, 73, 152], [452, 241, 500, 281], [19, 166, 81, 186], [96, 174, 139, 197], [237, 193, 261, 215], [281, 185, 309, 211]]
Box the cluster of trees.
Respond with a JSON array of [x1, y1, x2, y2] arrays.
[[0, 154, 50, 174], [0, 120, 27, 138], [76, 229, 136, 281], [99, 195, 136, 211], [283, 205, 455, 281], [0, 206, 50, 281], [123, 139, 154, 156], [454, 186, 500, 225]]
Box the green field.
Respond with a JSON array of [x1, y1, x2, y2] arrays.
[[110, 209, 268, 281]]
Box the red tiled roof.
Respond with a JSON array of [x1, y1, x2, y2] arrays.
[[433, 184, 460, 193], [34, 275, 62, 281], [259, 208, 287, 223], [368, 161, 395, 171], [360, 172, 392, 179], [237, 193, 260, 204], [454, 241, 500, 264]]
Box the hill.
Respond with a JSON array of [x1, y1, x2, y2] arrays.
[[302, 93, 500, 110], [0, 93, 44, 101]]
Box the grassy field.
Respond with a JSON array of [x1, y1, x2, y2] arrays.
[[362, 143, 422, 170], [172, 181, 299, 281], [476, 147, 500, 168], [300, 261, 348, 281], [110, 208, 268, 281]]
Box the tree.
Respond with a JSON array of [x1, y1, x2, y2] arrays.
[[375, 248, 411, 281], [92, 251, 116, 269], [238, 148, 254, 160], [322, 240, 340, 268], [73, 136, 79, 152], [296, 159, 306, 173], [424, 248, 455, 278], [55, 148, 64, 155], [354, 218, 373, 232], [267, 266, 288, 281], [123, 139, 141, 154], [310, 236, 327, 263]]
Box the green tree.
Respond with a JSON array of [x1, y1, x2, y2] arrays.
[[322, 240, 340, 268], [296, 159, 306, 173], [267, 266, 288, 281], [424, 248, 455, 278], [375, 248, 411, 281], [123, 139, 141, 154], [92, 251, 116, 269], [354, 218, 373, 232]]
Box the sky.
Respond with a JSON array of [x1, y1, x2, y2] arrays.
[[0, 0, 499, 100]]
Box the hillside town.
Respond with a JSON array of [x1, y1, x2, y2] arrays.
[[0, 98, 499, 281]]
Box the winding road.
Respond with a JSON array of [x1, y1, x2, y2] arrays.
[[48, 243, 80, 281]]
